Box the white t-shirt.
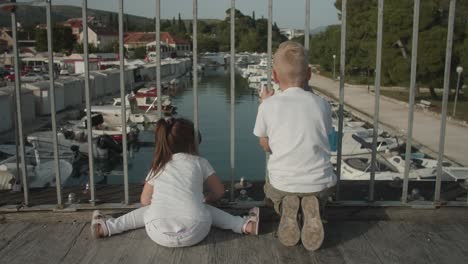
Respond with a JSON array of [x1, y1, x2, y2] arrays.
[[144, 153, 215, 223], [254, 87, 337, 193]]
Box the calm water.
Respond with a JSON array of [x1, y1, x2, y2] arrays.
[[103, 67, 265, 184]]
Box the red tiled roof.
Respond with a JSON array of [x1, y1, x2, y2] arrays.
[[160, 32, 190, 45], [124, 32, 156, 44]]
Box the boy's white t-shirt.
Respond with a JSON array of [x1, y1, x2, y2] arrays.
[[144, 153, 215, 223], [254, 87, 337, 193]]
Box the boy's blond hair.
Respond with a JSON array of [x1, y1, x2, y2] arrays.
[[273, 41, 308, 87]]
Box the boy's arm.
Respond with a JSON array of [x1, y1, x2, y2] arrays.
[[259, 137, 272, 154]]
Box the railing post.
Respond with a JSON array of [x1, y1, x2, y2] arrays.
[[335, 0, 347, 201], [156, 0, 162, 119], [369, 0, 384, 202], [402, 0, 420, 204], [304, 0, 310, 56], [264, 0, 273, 182], [192, 0, 199, 151], [435, 0, 456, 204], [46, 0, 63, 207], [118, 0, 129, 205], [82, 0, 96, 205], [267, 0, 272, 91], [229, 0, 235, 202], [11, 3, 29, 206]]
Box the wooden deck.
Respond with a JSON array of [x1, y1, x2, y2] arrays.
[[1, 209, 468, 264]]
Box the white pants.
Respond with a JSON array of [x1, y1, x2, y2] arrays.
[[106, 205, 245, 247]]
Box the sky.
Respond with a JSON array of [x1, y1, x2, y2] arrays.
[[49, 0, 340, 29]]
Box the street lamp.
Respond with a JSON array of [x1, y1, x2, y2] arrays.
[[453, 66, 463, 117], [332, 54, 336, 80]]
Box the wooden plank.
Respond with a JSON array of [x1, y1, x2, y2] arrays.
[[61, 223, 178, 264], [332, 221, 384, 264], [304, 221, 346, 264], [362, 221, 435, 264], [0, 222, 86, 264], [0, 223, 30, 251], [206, 227, 265, 264], [174, 230, 214, 264], [399, 221, 468, 264]]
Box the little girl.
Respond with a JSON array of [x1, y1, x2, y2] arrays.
[[90, 118, 259, 247]]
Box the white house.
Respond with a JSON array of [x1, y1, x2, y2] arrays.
[[79, 27, 118, 50]]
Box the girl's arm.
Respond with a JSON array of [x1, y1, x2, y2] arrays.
[[204, 173, 225, 203], [140, 182, 153, 206]]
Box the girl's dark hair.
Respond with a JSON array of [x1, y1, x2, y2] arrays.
[[149, 118, 198, 179]]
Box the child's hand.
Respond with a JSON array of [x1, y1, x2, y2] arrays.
[[260, 85, 275, 102]]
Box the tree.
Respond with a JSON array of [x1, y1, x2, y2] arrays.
[[35, 25, 75, 53]]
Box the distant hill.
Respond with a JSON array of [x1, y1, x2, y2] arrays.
[[0, 5, 220, 31]]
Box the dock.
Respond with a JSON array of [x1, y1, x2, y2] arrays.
[[1, 205, 468, 264]]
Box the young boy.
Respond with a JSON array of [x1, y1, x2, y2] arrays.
[[253, 41, 336, 251]]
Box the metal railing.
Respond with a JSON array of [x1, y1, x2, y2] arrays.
[[0, 0, 465, 211]]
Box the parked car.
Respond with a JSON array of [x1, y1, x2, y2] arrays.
[[4, 73, 15, 82], [22, 72, 45, 82]]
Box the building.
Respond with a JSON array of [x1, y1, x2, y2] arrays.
[[78, 26, 118, 50], [0, 39, 7, 53], [124, 32, 156, 50], [59, 17, 101, 40], [125, 31, 190, 58], [280, 28, 305, 40], [0, 29, 36, 49], [159, 32, 190, 56]]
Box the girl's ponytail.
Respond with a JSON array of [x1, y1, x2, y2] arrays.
[[149, 118, 173, 179], [148, 117, 198, 180]]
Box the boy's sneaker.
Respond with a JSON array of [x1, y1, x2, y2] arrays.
[[277, 195, 300, 246], [300, 196, 324, 251]]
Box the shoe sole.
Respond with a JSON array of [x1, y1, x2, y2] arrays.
[[301, 196, 324, 251], [277, 195, 300, 247]]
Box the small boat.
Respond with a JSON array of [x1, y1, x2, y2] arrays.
[[0, 145, 74, 190], [27, 114, 137, 159], [90, 88, 175, 125]]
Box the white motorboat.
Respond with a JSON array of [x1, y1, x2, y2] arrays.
[[27, 114, 137, 159], [0, 145, 74, 190], [90, 88, 175, 124], [330, 127, 399, 161]]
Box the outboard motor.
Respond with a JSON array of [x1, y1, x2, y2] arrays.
[[97, 135, 122, 156]]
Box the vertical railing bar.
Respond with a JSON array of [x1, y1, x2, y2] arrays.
[[193, 0, 199, 151], [11, 4, 29, 206], [369, 0, 384, 202], [267, 0, 272, 91], [335, 0, 347, 201], [82, 0, 96, 205], [118, 0, 129, 205], [156, 0, 162, 119], [402, 0, 420, 204], [229, 0, 235, 202], [46, 0, 62, 207], [304, 0, 310, 65], [435, 0, 456, 204]]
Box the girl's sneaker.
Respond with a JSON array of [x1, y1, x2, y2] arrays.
[[243, 207, 260, 235], [90, 210, 110, 239]]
